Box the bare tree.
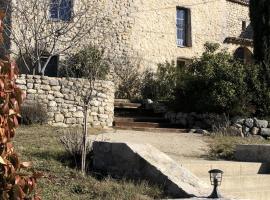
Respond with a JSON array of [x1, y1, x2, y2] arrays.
[[3, 0, 112, 75], [63, 45, 110, 175]]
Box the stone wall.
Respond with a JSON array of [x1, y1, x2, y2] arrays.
[[16, 75, 115, 128]]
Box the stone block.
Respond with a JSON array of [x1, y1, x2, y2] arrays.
[[52, 86, 61, 91], [235, 145, 270, 163], [55, 113, 64, 122], [49, 79, 59, 86], [254, 118, 268, 128], [261, 128, 270, 136], [73, 111, 84, 118], [27, 89, 37, 94], [40, 85, 51, 91], [48, 101, 57, 107]]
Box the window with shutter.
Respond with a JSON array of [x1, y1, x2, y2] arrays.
[[176, 7, 191, 47], [50, 0, 73, 21]]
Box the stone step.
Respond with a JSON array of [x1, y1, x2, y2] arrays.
[[181, 161, 270, 177], [114, 116, 169, 123], [114, 102, 142, 109], [114, 126, 187, 133], [114, 121, 183, 129], [115, 99, 131, 103]]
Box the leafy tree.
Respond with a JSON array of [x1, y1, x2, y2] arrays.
[[250, 0, 270, 85]]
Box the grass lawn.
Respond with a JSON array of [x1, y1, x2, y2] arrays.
[[14, 125, 163, 200]]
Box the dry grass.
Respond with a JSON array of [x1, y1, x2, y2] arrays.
[[207, 135, 270, 160], [14, 125, 164, 200]]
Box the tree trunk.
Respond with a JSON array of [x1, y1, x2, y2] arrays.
[[81, 105, 88, 175]]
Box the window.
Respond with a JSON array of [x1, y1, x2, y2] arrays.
[[50, 0, 73, 21], [177, 58, 191, 69], [176, 7, 191, 47]]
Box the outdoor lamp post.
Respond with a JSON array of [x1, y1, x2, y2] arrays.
[[208, 169, 223, 198]]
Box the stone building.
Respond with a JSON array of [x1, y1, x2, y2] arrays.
[[125, 0, 252, 70], [7, 0, 252, 73]]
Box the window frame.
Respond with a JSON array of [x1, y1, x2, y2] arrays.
[[176, 7, 192, 48], [49, 0, 74, 22]]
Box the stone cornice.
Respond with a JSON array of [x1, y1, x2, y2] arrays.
[[226, 0, 249, 6]]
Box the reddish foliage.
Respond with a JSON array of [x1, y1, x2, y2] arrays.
[[0, 11, 42, 199]]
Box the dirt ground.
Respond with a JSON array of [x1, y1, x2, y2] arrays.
[[90, 129, 209, 162]]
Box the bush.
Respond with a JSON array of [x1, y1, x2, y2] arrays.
[[59, 129, 94, 169], [175, 42, 261, 116], [21, 102, 48, 125], [141, 61, 180, 102], [113, 57, 143, 100], [59, 45, 109, 80]]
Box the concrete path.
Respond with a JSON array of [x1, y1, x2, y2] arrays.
[[90, 129, 209, 161]]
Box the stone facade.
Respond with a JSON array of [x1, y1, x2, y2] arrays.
[[16, 75, 115, 127], [9, 0, 251, 71], [128, 0, 251, 70]]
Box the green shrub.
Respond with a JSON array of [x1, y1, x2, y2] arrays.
[[21, 102, 48, 125], [141, 61, 180, 102], [59, 45, 109, 80], [175, 42, 261, 116]]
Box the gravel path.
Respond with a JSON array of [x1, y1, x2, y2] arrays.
[[90, 129, 209, 161]]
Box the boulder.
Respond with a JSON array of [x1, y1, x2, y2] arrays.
[[260, 128, 270, 137], [251, 127, 260, 135], [242, 126, 250, 136], [254, 118, 268, 128], [244, 118, 254, 128]]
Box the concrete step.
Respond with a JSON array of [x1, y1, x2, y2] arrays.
[[114, 102, 142, 109], [114, 116, 169, 123], [181, 161, 270, 177], [223, 186, 270, 200], [201, 174, 270, 191]]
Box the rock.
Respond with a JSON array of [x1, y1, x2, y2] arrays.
[[195, 129, 209, 135], [73, 111, 84, 118], [242, 126, 250, 136], [251, 127, 260, 135], [244, 118, 254, 128], [48, 101, 57, 107], [16, 79, 26, 85], [254, 118, 268, 128], [188, 129, 196, 133], [232, 117, 245, 125], [49, 79, 59, 86], [40, 85, 51, 91], [27, 89, 37, 94], [260, 128, 270, 136], [55, 114, 64, 122]]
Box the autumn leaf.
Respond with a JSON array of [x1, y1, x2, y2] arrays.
[[0, 156, 6, 165]]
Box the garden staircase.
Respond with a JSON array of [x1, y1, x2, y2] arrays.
[[181, 160, 270, 200], [114, 99, 187, 133]]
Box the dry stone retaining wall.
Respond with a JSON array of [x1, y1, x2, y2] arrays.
[[16, 75, 115, 128]]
